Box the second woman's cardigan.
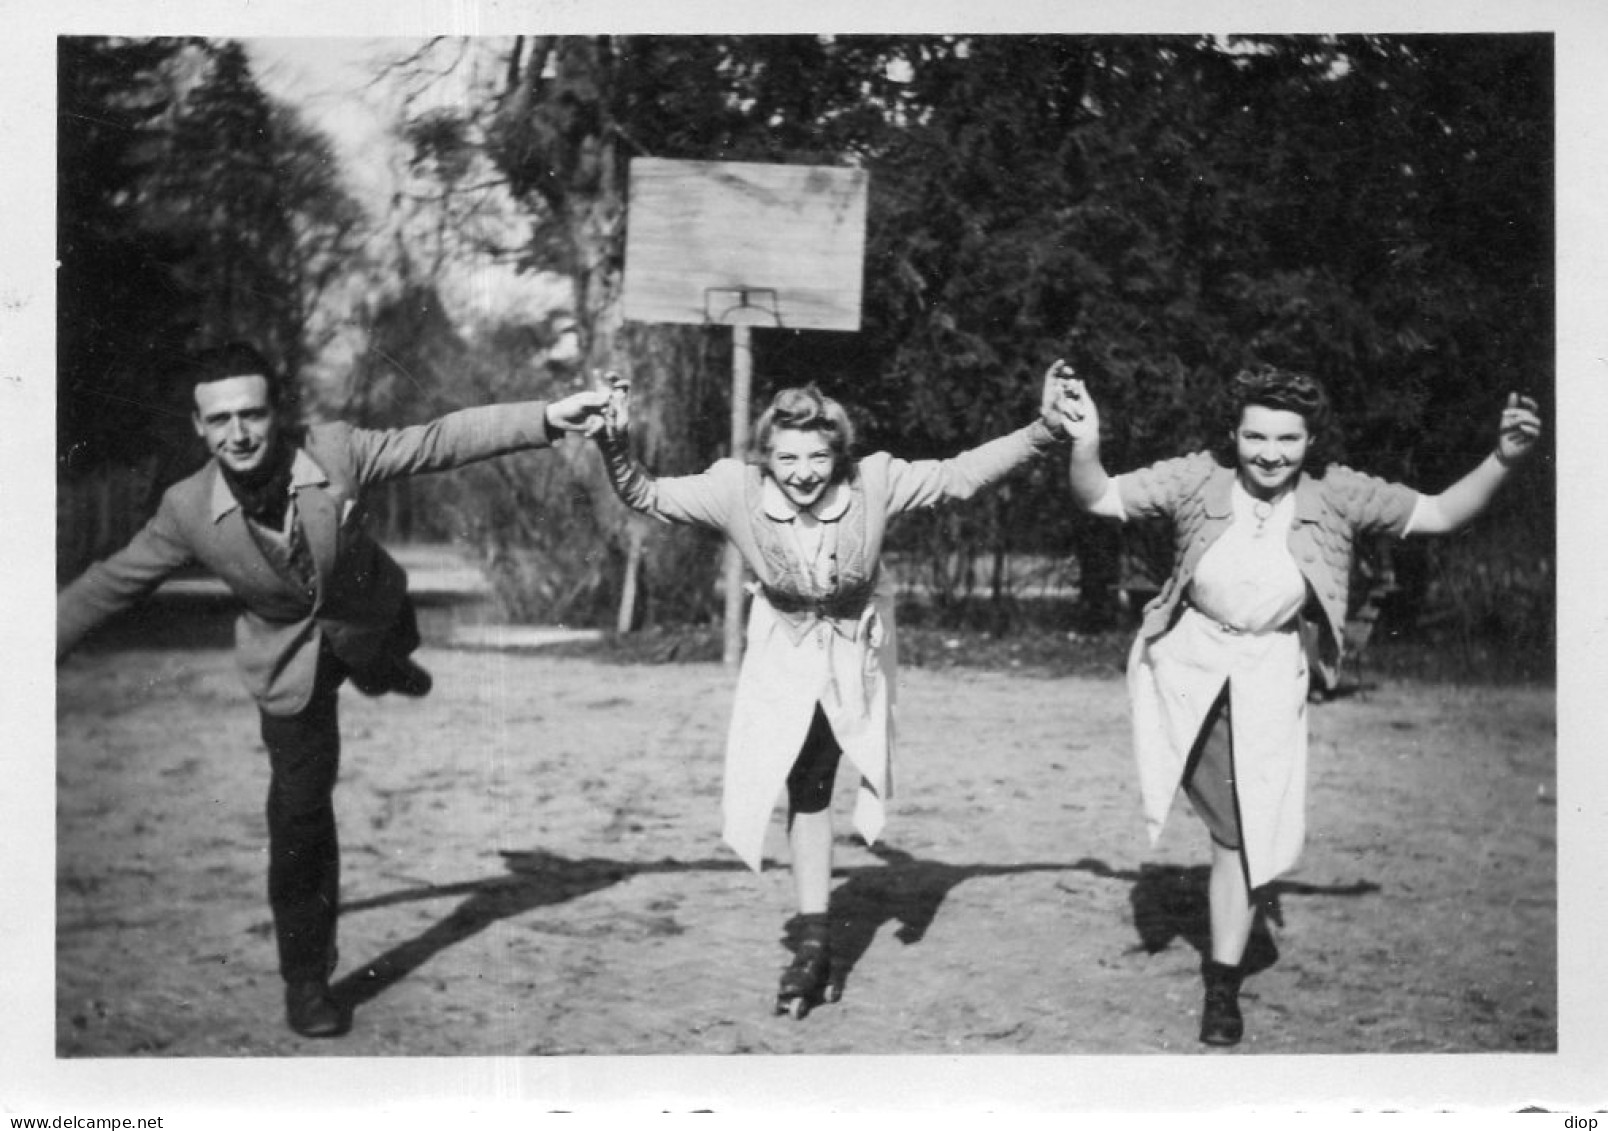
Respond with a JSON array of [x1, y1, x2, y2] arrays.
[[1118, 452, 1419, 688]]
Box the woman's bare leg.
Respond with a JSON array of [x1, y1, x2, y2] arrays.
[[1208, 838, 1254, 964], [788, 807, 834, 914]]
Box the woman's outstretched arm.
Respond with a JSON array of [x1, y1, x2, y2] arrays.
[[880, 360, 1069, 514], [590, 373, 738, 530], [1050, 362, 1122, 518], [1408, 393, 1543, 535]]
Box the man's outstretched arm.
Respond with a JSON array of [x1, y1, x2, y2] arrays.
[[58, 505, 195, 660], [344, 391, 610, 484]]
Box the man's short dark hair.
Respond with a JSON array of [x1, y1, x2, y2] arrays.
[[188, 343, 281, 403]]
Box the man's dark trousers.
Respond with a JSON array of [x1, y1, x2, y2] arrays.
[[257, 596, 423, 981], [260, 652, 344, 983]]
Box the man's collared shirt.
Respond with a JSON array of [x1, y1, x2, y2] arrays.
[[210, 448, 327, 596]]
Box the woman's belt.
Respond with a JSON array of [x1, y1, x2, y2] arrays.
[[1184, 602, 1298, 638], [761, 586, 872, 623], [756, 584, 881, 655]]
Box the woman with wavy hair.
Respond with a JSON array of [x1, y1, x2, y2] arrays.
[[1053, 362, 1541, 1047], [593, 368, 1066, 1017]]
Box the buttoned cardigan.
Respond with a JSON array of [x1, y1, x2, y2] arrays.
[[1118, 452, 1419, 688]]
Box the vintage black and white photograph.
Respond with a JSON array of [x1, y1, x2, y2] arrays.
[[6, 0, 1608, 1119]]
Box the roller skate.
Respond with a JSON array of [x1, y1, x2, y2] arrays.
[[774, 913, 839, 1019]]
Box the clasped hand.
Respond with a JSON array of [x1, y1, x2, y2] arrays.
[[544, 372, 632, 436], [1040, 358, 1099, 445]]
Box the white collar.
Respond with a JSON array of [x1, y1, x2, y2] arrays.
[[760, 475, 851, 523]]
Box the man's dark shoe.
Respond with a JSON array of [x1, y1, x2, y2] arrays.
[[285, 979, 347, 1038], [349, 657, 433, 699]]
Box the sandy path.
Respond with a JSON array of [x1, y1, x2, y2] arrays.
[[55, 633, 1555, 1062]]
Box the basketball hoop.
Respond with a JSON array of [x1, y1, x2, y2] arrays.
[[623, 158, 866, 332], [704, 287, 783, 328]]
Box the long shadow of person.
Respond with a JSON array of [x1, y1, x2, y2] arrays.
[[329, 849, 748, 1012], [337, 843, 1361, 1020], [334, 841, 1087, 1017], [808, 841, 1087, 1002], [1064, 858, 1381, 975]]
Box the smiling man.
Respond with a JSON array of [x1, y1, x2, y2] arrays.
[[57, 342, 608, 1039]]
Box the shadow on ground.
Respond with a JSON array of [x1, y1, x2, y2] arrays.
[[331, 843, 1389, 1019], [812, 842, 1091, 1000], [331, 849, 748, 1010], [1066, 858, 1382, 975], [334, 842, 1094, 1015]]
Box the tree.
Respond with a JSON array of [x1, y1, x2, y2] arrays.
[[383, 34, 1551, 655], [57, 36, 200, 476], [268, 102, 372, 385], [144, 41, 308, 379], [855, 34, 1550, 639], [385, 36, 901, 625], [57, 36, 374, 575]]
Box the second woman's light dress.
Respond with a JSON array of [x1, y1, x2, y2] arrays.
[[1094, 452, 1424, 888], [1126, 482, 1312, 888]]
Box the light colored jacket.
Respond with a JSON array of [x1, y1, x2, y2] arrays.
[[58, 403, 558, 715], [599, 419, 1062, 868], [1118, 452, 1419, 688], [603, 419, 1062, 626]]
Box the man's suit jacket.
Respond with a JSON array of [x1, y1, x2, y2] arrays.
[[58, 401, 557, 715]]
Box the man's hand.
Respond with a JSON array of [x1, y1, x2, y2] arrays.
[[545, 389, 612, 435]]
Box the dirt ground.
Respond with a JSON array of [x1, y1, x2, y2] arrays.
[[47, 572, 1559, 1107]]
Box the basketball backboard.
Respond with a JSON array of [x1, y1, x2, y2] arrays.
[[622, 158, 868, 332]]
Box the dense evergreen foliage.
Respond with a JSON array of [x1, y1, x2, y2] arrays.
[[57, 34, 1553, 660], [58, 38, 365, 481]]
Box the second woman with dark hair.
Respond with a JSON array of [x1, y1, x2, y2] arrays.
[[593, 369, 1067, 1017], [1054, 361, 1542, 1047]]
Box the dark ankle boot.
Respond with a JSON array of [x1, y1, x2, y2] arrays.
[[1199, 959, 1244, 1046]]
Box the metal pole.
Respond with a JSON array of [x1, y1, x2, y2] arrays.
[[723, 322, 753, 666]]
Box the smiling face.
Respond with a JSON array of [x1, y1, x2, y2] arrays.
[[1233, 404, 1310, 500], [193, 374, 280, 479], [765, 427, 838, 509]]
